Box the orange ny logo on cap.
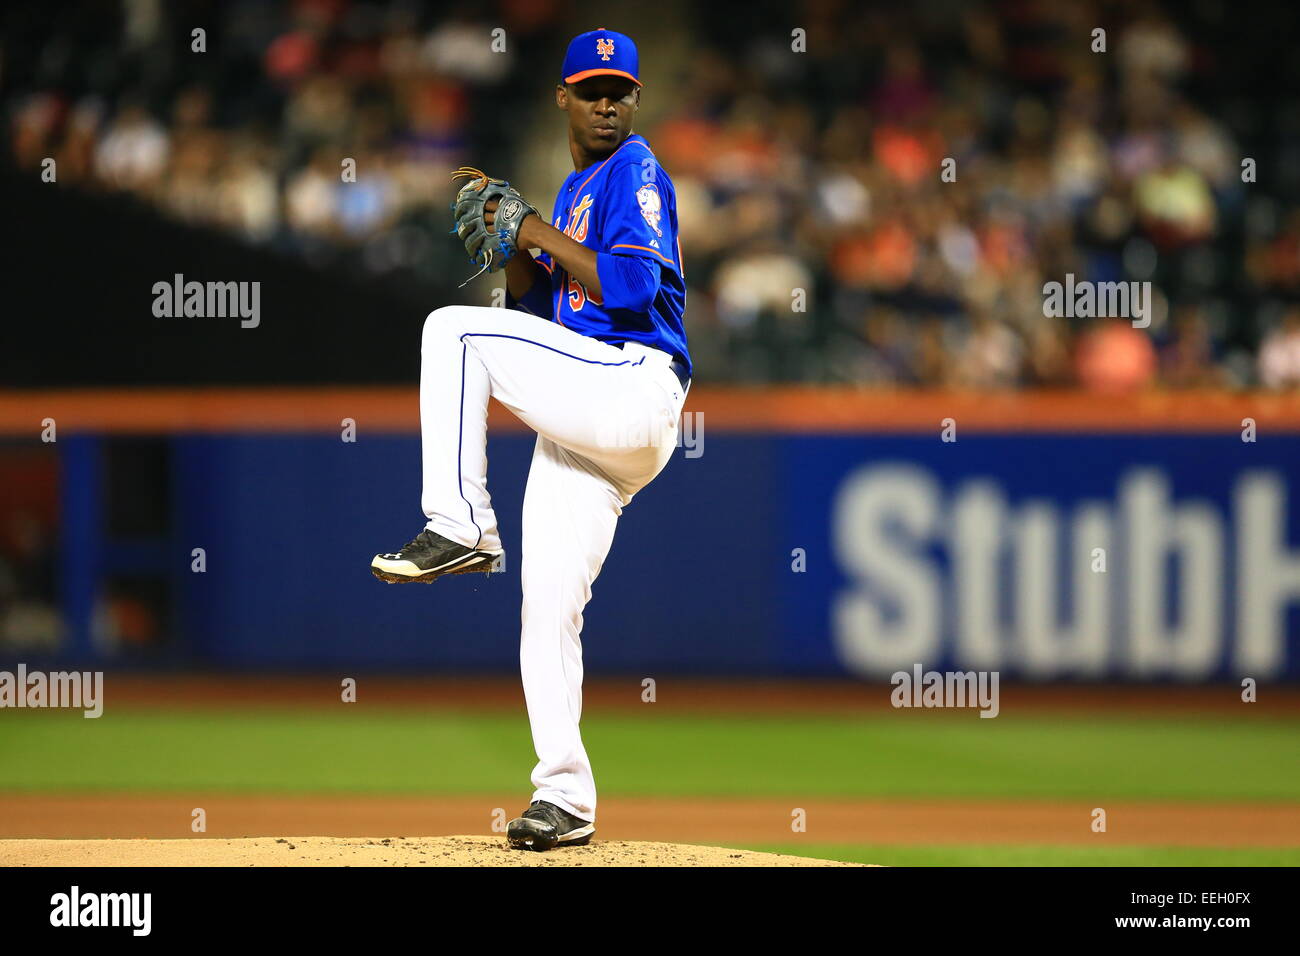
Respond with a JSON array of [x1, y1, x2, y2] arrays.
[[596, 37, 614, 60]]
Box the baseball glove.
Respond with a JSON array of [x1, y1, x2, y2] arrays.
[[449, 166, 538, 286]]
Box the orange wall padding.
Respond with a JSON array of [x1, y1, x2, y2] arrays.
[[2, 388, 1300, 434]]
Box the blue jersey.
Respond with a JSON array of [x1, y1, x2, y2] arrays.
[[507, 134, 691, 376]]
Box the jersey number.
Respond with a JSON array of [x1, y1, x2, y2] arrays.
[[567, 274, 587, 311]]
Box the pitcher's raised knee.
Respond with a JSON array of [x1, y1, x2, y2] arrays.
[[422, 306, 468, 354]]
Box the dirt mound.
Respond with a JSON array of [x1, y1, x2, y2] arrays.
[[0, 835, 868, 867]]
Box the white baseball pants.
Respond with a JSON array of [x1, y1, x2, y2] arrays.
[[419, 305, 687, 822]]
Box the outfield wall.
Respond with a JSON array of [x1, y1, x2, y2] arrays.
[[6, 389, 1300, 680]]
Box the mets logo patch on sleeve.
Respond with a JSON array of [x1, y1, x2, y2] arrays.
[[636, 183, 663, 237]]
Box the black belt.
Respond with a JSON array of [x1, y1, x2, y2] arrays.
[[668, 358, 691, 391], [610, 341, 691, 390]]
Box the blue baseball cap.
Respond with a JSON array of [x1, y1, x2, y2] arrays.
[[561, 28, 641, 86]]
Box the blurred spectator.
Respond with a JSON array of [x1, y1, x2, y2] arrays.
[[1258, 309, 1300, 389], [1134, 156, 1216, 247], [285, 148, 341, 237], [1117, 11, 1189, 84], [1250, 211, 1300, 294], [421, 16, 514, 83], [712, 249, 813, 331], [1051, 117, 1110, 209], [959, 313, 1023, 389], [94, 103, 169, 192], [1025, 317, 1073, 385], [216, 145, 281, 242], [1161, 306, 1225, 388], [1076, 320, 1158, 392]]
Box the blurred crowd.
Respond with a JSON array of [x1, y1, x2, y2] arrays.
[[6, 0, 561, 279], [666, 0, 1300, 387], [5, 0, 1300, 388]]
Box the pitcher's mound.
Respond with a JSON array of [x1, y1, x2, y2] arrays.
[[2, 835, 869, 867]]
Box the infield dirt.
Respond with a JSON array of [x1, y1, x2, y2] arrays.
[[0, 835, 865, 867]]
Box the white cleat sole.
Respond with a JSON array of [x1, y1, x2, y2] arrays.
[[370, 549, 502, 583]]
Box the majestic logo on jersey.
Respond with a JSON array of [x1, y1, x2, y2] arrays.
[[564, 193, 594, 243], [636, 183, 663, 237], [596, 38, 615, 61]]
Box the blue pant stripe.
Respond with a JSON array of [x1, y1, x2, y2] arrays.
[[458, 332, 647, 368], [457, 341, 484, 550]]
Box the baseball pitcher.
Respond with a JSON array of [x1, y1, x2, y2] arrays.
[[371, 28, 690, 851]]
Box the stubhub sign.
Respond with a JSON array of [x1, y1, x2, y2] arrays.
[[830, 464, 1299, 680], [780, 434, 1300, 681]]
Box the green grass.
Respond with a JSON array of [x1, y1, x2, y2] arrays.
[[746, 843, 1300, 867], [1, 707, 1297, 800]]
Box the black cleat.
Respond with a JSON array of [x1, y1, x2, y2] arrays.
[[506, 801, 595, 852], [370, 529, 502, 583]]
